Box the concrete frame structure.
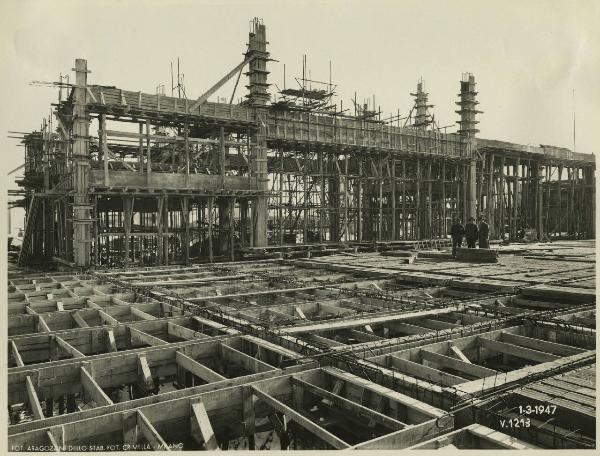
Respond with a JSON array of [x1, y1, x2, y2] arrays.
[[6, 17, 597, 453], [7, 240, 596, 450], [11, 19, 595, 269]]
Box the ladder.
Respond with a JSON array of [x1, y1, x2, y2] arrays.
[[17, 195, 40, 267]]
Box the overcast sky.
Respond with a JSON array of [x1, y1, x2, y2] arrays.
[[1, 0, 598, 195]]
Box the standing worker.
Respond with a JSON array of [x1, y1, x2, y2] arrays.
[[478, 217, 490, 248], [450, 218, 465, 258], [465, 217, 479, 248]]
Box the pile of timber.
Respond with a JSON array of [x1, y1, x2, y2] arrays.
[[455, 248, 498, 263]]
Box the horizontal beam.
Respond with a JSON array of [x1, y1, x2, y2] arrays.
[[420, 350, 497, 378], [129, 326, 168, 346], [285, 307, 465, 334], [175, 351, 226, 383], [478, 337, 560, 363], [130, 307, 157, 321], [221, 343, 274, 373], [388, 355, 466, 386], [251, 386, 350, 449], [292, 377, 405, 430], [168, 321, 210, 341], [501, 333, 584, 357]]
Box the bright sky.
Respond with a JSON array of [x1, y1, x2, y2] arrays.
[[1, 0, 598, 197]]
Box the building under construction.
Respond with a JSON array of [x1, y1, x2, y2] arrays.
[[7, 18, 596, 451]]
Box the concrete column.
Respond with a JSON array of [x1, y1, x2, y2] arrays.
[[415, 159, 421, 238], [426, 161, 432, 238], [391, 158, 396, 240], [123, 197, 133, 266], [248, 19, 269, 248], [328, 175, 340, 241], [535, 162, 543, 239], [181, 197, 190, 265], [584, 166, 595, 238], [512, 160, 520, 239], [72, 59, 91, 267], [207, 197, 214, 262], [240, 199, 248, 246], [467, 159, 477, 220], [499, 156, 505, 237], [218, 199, 232, 255]]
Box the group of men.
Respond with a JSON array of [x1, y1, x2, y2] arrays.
[[450, 217, 490, 258]]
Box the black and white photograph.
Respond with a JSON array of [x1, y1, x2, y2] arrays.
[[2, 0, 597, 452]]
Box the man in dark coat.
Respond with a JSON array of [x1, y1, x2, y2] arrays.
[[478, 218, 490, 248], [465, 217, 479, 248], [450, 218, 465, 258]]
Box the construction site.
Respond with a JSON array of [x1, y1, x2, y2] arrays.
[[6, 17, 597, 452]]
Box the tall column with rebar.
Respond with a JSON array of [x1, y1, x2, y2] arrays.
[[456, 74, 482, 221], [72, 59, 92, 267], [411, 80, 433, 130], [247, 18, 270, 247]]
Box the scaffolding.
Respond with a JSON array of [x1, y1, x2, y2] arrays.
[[10, 19, 596, 270]]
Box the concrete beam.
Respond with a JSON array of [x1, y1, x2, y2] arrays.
[[386, 321, 431, 335], [11, 340, 25, 367], [449, 345, 471, 364], [106, 329, 118, 352], [251, 386, 350, 449], [26, 375, 44, 420], [38, 315, 51, 333], [137, 355, 155, 392], [72, 311, 89, 328], [130, 327, 168, 346], [284, 307, 466, 334], [46, 428, 62, 451], [420, 350, 497, 378], [176, 351, 226, 383], [294, 306, 308, 320], [344, 329, 383, 342], [168, 321, 210, 340], [54, 336, 85, 358], [130, 307, 157, 321], [292, 377, 405, 431], [478, 337, 560, 363], [98, 310, 119, 326], [137, 409, 170, 451], [221, 344, 274, 373], [80, 366, 113, 406], [190, 401, 219, 450], [501, 333, 584, 357], [388, 355, 466, 387]]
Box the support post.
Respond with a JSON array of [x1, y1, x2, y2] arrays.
[[72, 58, 91, 267], [208, 197, 214, 262]]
